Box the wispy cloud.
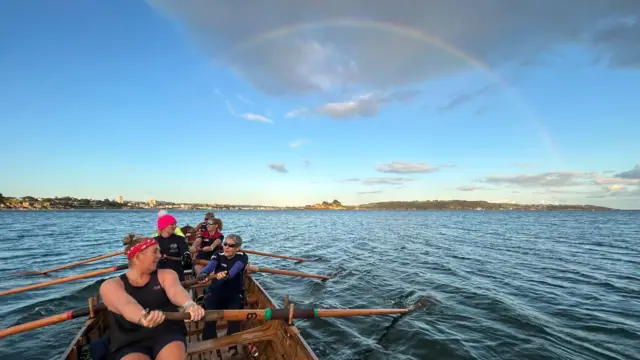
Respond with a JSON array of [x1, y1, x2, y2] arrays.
[[480, 171, 597, 188], [375, 161, 454, 174], [439, 83, 502, 112], [241, 113, 274, 123], [267, 163, 288, 173], [303, 160, 311, 168], [342, 177, 414, 186], [289, 138, 310, 148], [456, 186, 495, 192], [215, 89, 273, 123], [225, 101, 236, 116], [286, 90, 420, 120], [236, 94, 254, 105], [357, 190, 383, 195]]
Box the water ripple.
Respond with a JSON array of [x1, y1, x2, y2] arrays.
[[0, 210, 639, 360]]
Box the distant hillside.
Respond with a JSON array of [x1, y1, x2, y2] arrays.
[[355, 200, 615, 211]]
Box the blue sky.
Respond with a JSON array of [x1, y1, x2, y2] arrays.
[[1, 1, 639, 209]]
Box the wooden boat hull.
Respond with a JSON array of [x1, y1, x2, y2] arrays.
[[60, 271, 319, 360]]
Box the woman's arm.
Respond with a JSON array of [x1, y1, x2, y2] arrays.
[[226, 259, 246, 279], [99, 278, 147, 324], [199, 258, 218, 275], [209, 238, 222, 251], [158, 270, 205, 321], [158, 269, 193, 306], [193, 236, 203, 251]]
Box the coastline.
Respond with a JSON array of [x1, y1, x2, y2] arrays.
[[0, 196, 620, 211]]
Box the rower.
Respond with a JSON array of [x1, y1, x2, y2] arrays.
[[193, 218, 224, 274], [99, 233, 205, 360], [154, 210, 185, 237], [155, 214, 192, 282], [197, 234, 248, 357], [194, 211, 215, 233]]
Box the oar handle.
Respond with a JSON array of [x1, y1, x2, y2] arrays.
[[0, 264, 129, 297], [38, 250, 126, 274]]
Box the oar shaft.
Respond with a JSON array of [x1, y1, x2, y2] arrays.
[[189, 259, 330, 280], [0, 313, 70, 338], [0, 305, 105, 338], [241, 249, 307, 262], [164, 307, 413, 322], [0, 304, 417, 338], [0, 264, 129, 297], [38, 250, 125, 274], [248, 265, 330, 280]]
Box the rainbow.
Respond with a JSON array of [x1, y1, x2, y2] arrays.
[[224, 17, 557, 159]]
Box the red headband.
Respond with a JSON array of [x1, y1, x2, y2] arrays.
[[126, 238, 158, 260]]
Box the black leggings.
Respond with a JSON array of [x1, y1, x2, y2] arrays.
[[202, 293, 244, 341]]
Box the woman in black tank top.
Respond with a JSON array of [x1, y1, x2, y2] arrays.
[[99, 233, 205, 360]]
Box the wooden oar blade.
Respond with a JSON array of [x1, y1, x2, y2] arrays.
[[408, 296, 436, 311], [13, 270, 46, 276]]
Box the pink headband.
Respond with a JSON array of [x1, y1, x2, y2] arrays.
[[126, 238, 158, 260]]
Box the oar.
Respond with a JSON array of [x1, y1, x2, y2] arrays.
[[1, 257, 329, 297], [17, 250, 126, 276], [0, 298, 431, 338], [0, 304, 107, 338], [164, 298, 430, 322], [240, 249, 310, 263], [186, 258, 331, 280], [0, 265, 129, 297]]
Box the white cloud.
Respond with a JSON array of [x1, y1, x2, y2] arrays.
[[286, 90, 420, 119], [481, 171, 597, 188], [147, 1, 640, 96], [241, 113, 274, 124], [342, 177, 414, 186], [375, 162, 439, 174], [289, 138, 310, 148]]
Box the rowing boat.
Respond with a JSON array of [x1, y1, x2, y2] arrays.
[[59, 269, 319, 360]]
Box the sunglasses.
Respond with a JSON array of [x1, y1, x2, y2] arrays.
[[206, 222, 215, 225], [223, 242, 238, 248]]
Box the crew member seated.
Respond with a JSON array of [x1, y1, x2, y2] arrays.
[[99, 233, 205, 360]]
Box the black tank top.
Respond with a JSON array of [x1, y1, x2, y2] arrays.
[[107, 271, 186, 354]]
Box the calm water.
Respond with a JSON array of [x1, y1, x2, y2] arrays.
[[0, 210, 638, 360]]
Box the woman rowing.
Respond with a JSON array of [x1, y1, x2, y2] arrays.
[[100, 233, 205, 360], [194, 211, 215, 233], [154, 210, 185, 237], [192, 218, 224, 274], [155, 214, 192, 282], [197, 234, 248, 357]]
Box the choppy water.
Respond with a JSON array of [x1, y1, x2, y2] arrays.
[[0, 210, 639, 360]]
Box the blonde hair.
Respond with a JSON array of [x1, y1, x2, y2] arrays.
[[122, 233, 153, 253]]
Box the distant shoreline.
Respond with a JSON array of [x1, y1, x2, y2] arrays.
[[0, 196, 620, 211]]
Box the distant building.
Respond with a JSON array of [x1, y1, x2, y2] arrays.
[[116, 196, 124, 203], [148, 199, 157, 206]]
